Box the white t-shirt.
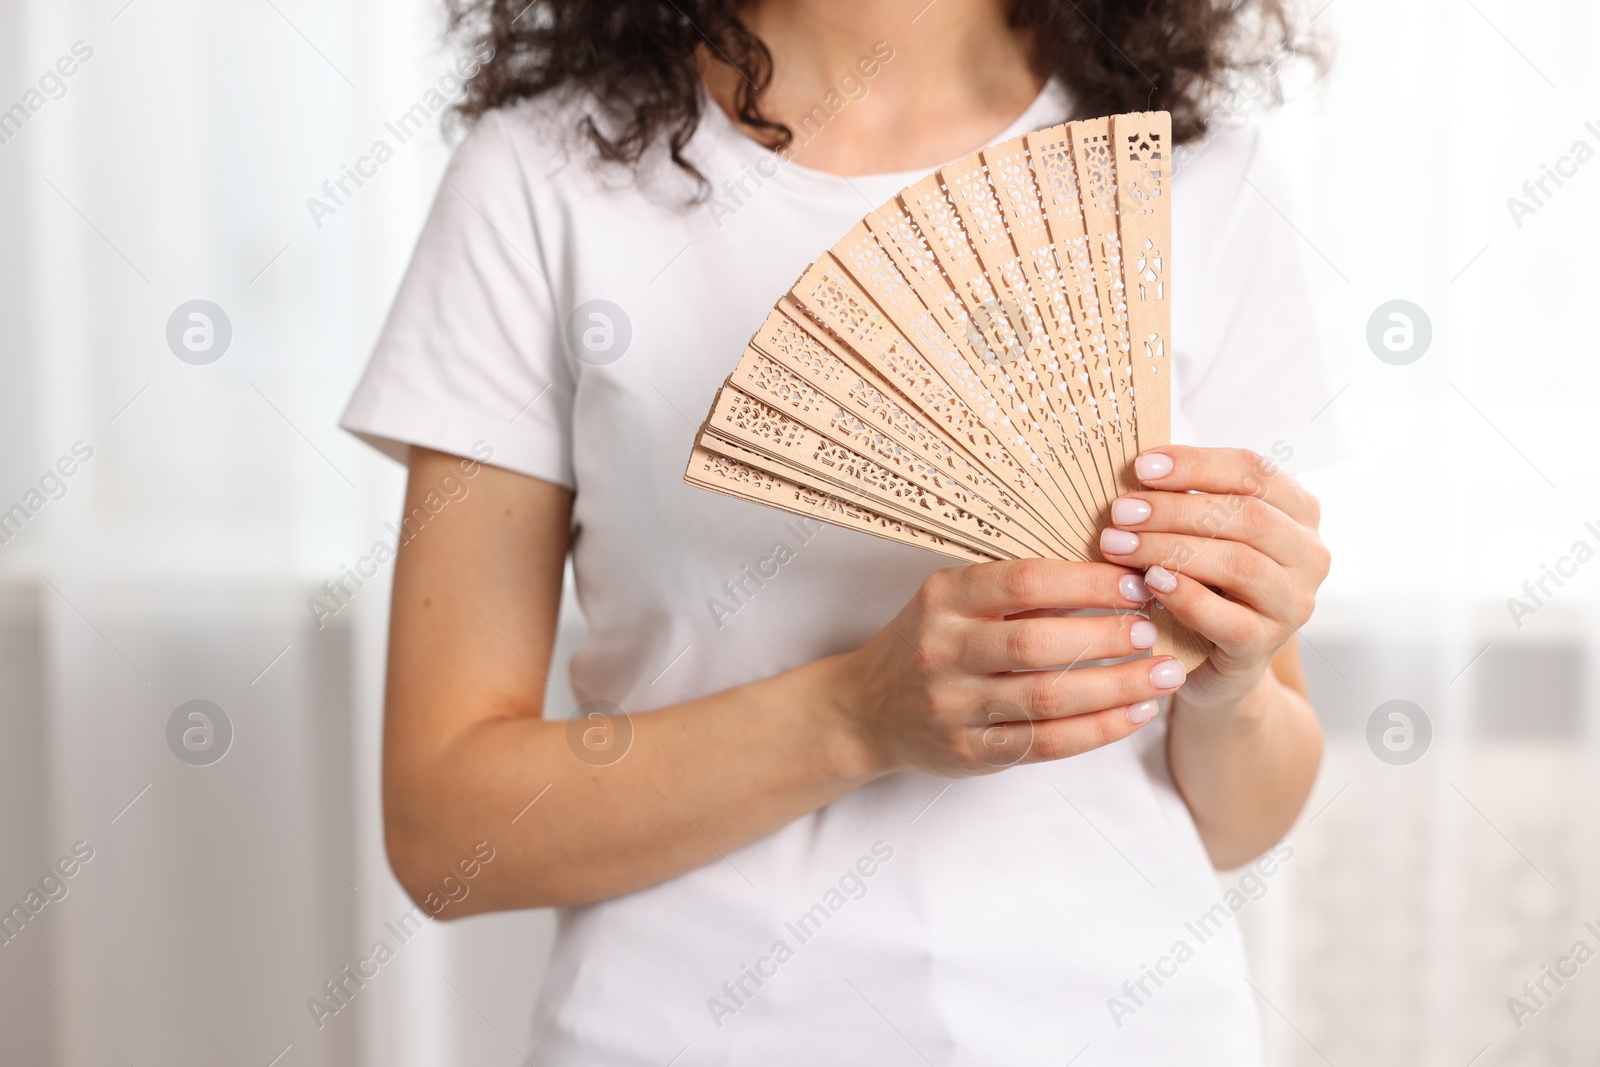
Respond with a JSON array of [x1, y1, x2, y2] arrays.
[[343, 80, 1340, 1067]]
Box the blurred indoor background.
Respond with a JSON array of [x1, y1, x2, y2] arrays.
[[1, 1, 1596, 1064]]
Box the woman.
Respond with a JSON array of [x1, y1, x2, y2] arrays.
[[341, 1, 1341, 1062]]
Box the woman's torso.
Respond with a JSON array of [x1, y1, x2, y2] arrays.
[[343, 77, 1340, 1066]]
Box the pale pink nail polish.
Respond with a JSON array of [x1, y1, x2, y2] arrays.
[[1130, 619, 1158, 649], [1149, 658, 1186, 689], [1145, 565, 1178, 594], [1118, 573, 1150, 603], [1135, 453, 1174, 481], [1126, 699, 1161, 725], [1111, 497, 1152, 525], [1100, 528, 1140, 555]]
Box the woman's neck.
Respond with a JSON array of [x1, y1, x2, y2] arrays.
[[701, 0, 1043, 176]]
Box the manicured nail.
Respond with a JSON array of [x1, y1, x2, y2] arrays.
[[1130, 619, 1158, 649], [1111, 497, 1152, 525], [1145, 565, 1178, 594], [1149, 658, 1186, 689], [1135, 453, 1174, 481], [1126, 699, 1161, 725], [1100, 528, 1140, 555], [1118, 573, 1150, 603]]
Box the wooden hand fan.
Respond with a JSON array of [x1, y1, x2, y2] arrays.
[[684, 110, 1211, 668]]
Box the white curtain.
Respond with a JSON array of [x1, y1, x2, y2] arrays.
[[1244, 1, 1600, 1063], [2, 2, 561, 1064], [0, 0, 1595, 1064]]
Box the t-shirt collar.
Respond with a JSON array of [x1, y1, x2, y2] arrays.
[[692, 77, 1072, 202]]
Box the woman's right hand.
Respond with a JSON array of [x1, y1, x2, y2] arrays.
[[825, 559, 1189, 777]]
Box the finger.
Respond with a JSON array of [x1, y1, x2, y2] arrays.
[[1108, 490, 1312, 569], [959, 612, 1159, 673], [1098, 528, 1299, 623], [984, 654, 1188, 722], [965, 700, 1160, 767], [1016, 701, 1164, 764], [1132, 446, 1319, 529], [1141, 565, 1276, 659], [933, 559, 1148, 618]]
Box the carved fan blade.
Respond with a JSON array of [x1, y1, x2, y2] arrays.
[[686, 110, 1210, 668]]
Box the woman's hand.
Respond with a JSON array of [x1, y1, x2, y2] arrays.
[[825, 559, 1192, 777], [1097, 446, 1331, 717]]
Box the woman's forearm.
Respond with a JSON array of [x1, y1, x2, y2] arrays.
[[387, 654, 877, 916], [1166, 667, 1323, 871], [381, 453, 882, 915]]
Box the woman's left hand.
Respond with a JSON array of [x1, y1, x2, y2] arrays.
[[1097, 445, 1331, 715]]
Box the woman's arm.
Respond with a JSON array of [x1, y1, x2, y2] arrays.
[[384, 448, 1191, 916], [1166, 644, 1322, 869], [1097, 446, 1332, 869], [383, 449, 870, 913]]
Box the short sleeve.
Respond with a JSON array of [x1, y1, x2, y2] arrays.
[[1173, 127, 1345, 474], [340, 111, 576, 488]]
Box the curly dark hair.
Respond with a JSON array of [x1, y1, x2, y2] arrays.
[[444, 1, 1313, 181]]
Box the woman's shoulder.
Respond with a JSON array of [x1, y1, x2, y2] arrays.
[[1172, 122, 1268, 205], [1171, 120, 1306, 267], [448, 89, 591, 186]]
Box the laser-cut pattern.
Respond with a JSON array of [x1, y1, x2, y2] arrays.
[[856, 202, 1093, 545], [1112, 112, 1173, 452], [725, 351, 1057, 558], [703, 388, 1019, 557], [685, 110, 1210, 668], [686, 445, 996, 562]]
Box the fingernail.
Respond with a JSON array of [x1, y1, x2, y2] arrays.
[[1130, 619, 1158, 649], [1118, 573, 1150, 603], [1100, 528, 1140, 555], [1150, 658, 1186, 689], [1145, 565, 1178, 594], [1135, 453, 1174, 481], [1126, 699, 1161, 725], [1111, 497, 1152, 525]]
